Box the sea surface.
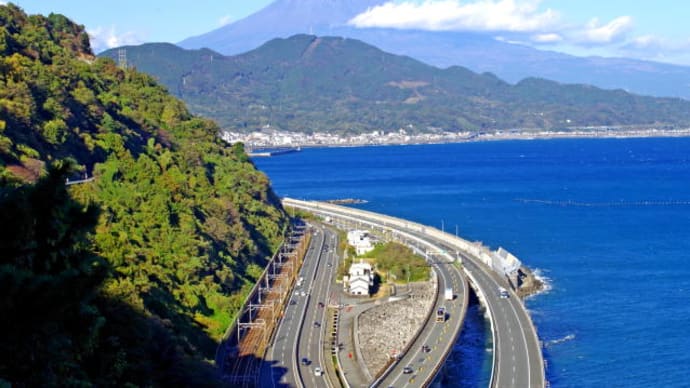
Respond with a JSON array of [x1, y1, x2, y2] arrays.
[[253, 138, 690, 387]]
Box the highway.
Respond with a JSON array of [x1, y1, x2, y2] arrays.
[[374, 251, 467, 388], [260, 223, 338, 388], [298, 226, 338, 388], [283, 198, 545, 388]]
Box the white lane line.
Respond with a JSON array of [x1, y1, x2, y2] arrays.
[[505, 291, 532, 388]]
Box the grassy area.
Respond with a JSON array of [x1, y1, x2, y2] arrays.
[[284, 206, 318, 221], [364, 242, 431, 284]]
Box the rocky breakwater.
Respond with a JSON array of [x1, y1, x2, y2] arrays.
[[357, 281, 436, 377], [516, 266, 545, 298]]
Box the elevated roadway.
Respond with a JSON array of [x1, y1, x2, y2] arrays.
[[283, 198, 545, 388]]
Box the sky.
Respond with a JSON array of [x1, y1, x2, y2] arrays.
[[7, 0, 690, 66]]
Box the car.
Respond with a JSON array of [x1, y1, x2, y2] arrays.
[[301, 357, 310, 366], [314, 321, 321, 327], [318, 302, 324, 308], [422, 345, 431, 353], [314, 367, 323, 376], [289, 299, 297, 305], [327, 263, 332, 267], [403, 366, 413, 374], [498, 287, 510, 299]]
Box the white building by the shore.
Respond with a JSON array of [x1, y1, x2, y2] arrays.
[[347, 230, 374, 255], [344, 260, 374, 296]]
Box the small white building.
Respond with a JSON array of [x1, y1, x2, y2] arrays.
[[347, 230, 374, 255], [344, 260, 374, 296]]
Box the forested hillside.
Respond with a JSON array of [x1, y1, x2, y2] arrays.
[[103, 35, 690, 134], [0, 4, 287, 385]]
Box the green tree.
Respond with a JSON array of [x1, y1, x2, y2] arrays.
[[0, 161, 108, 385]]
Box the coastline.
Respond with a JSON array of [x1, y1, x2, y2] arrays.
[[225, 127, 690, 149]]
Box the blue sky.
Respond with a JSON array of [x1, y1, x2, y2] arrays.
[[7, 0, 690, 65]]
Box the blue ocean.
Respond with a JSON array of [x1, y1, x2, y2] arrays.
[[253, 138, 690, 387]]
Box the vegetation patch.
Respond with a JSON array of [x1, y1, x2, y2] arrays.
[[0, 5, 287, 385], [365, 242, 430, 284]]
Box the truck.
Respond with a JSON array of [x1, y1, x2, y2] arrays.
[[444, 287, 454, 301]]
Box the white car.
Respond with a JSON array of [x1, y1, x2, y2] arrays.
[[314, 367, 323, 376]]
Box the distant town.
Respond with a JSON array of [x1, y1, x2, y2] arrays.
[[221, 126, 690, 148]]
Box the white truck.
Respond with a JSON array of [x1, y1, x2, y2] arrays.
[[444, 287, 454, 301]]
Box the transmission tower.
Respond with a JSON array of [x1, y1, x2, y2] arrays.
[[118, 48, 127, 69]]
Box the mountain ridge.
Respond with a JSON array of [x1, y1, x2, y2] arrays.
[[104, 35, 690, 134], [178, 0, 690, 100], [179, 0, 383, 54]]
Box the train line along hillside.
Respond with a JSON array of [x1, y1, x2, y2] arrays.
[[101, 35, 690, 135], [0, 4, 287, 386]]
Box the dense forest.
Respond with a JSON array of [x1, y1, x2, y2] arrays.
[[102, 36, 690, 134], [0, 4, 287, 385]]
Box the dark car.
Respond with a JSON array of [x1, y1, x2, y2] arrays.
[[301, 357, 310, 366], [318, 302, 324, 308], [314, 321, 321, 327], [422, 345, 431, 353]]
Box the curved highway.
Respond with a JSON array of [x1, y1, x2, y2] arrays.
[[283, 198, 545, 388], [375, 252, 467, 388]]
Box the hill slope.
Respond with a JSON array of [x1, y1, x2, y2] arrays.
[[104, 36, 690, 134], [0, 4, 286, 385], [178, 0, 690, 100]]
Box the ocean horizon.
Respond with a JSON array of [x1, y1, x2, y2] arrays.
[[254, 137, 690, 387]]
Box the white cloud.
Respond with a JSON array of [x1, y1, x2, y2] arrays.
[[349, 0, 560, 33], [87, 26, 142, 53], [618, 34, 690, 62], [532, 33, 562, 43], [577, 16, 633, 44], [0, 1, 7, 5], [627, 34, 663, 50], [218, 15, 233, 27], [347, 0, 688, 64]]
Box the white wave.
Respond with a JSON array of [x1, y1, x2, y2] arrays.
[[524, 267, 552, 300], [545, 333, 576, 348]]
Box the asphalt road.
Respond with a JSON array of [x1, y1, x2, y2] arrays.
[[260, 223, 339, 388], [458, 252, 543, 388], [283, 198, 545, 388], [298, 226, 338, 388], [375, 253, 467, 388]]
